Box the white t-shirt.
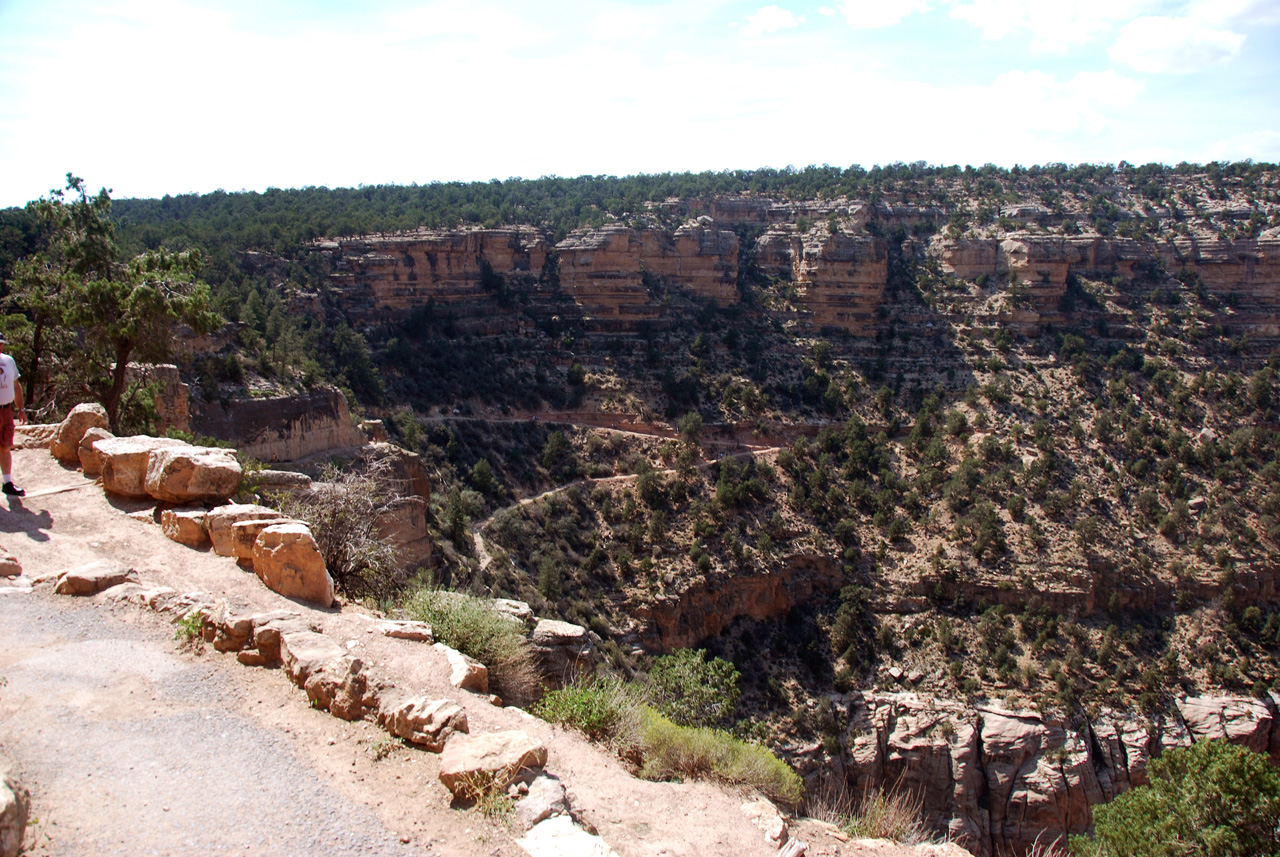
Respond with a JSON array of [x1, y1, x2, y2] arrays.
[[0, 353, 20, 406]]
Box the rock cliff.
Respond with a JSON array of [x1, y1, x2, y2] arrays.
[[554, 222, 739, 327], [823, 691, 1280, 857], [191, 388, 365, 462]]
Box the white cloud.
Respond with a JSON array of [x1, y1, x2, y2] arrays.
[[947, 0, 1157, 51], [740, 5, 803, 37], [1109, 16, 1245, 73], [818, 5, 837, 15], [991, 69, 1145, 134], [1191, 0, 1280, 27], [834, 0, 928, 30]]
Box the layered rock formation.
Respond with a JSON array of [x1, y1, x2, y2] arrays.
[[191, 388, 365, 462], [820, 691, 1280, 857], [634, 554, 842, 651], [554, 222, 739, 327], [321, 227, 549, 330]]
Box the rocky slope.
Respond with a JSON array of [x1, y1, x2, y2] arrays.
[[89, 164, 1280, 854]]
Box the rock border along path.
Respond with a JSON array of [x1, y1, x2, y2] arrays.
[[0, 446, 856, 857]]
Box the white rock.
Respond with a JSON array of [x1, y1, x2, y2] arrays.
[[516, 815, 619, 857]]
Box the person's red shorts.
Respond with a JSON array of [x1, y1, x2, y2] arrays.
[[0, 406, 14, 448]]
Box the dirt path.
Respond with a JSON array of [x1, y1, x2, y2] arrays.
[[0, 447, 859, 857]]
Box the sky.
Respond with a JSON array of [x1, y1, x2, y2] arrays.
[[0, 0, 1278, 207]]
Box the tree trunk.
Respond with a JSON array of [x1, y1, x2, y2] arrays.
[[103, 344, 132, 434]]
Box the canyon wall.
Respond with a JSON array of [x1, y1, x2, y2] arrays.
[[314, 208, 1280, 341], [809, 691, 1280, 857], [633, 554, 843, 652], [553, 222, 739, 327], [321, 227, 549, 331], [191, 388, 366, 462]]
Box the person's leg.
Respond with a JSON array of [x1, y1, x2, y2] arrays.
[[0, 408, 20, 495]]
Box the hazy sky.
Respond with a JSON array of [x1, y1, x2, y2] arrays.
[[1, 0, 1278, 206]]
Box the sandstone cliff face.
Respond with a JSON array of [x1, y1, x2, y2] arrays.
[[192, 389, 365, 462], [553, 222, 739, 326], [634, 554, 841, 652], [755, 229, 889, 333], [825, 691, 1280, 857], [322, 227, 549, 330]]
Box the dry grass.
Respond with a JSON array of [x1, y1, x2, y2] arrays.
[[806, 777, 932, 845]]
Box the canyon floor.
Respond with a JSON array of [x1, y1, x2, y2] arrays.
[[0, 448, 950, 857]]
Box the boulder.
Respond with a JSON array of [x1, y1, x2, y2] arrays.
[[254, 469, 313, 494], [231, 516, 303, 560], [516, 816, 618, 857], [205, 504, 287, 557], [95, 435, 190, 498], [379, 620, 433, 642], [280, 627, 347, 684], [435, 643, 489, 693], [494, 599, 534, 624], [160, 508, 208, 547], [303, 655, 375, 721], [530, 619, 594, 689], [145, 446, 242, 504], [253, 523, 334, 607], [78, 427, 114, 476], [54, 560, 138, 596], [50, 402, 108, 464], [437, 730, 548, 798], [516, 774, 570, 830], [741, 798, 788, 848], [0, 756, 29, 857], [0, 549, 19, 579], [382, 696, 469, 750]]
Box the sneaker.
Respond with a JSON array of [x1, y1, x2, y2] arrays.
[[2, 483, 24, 497]]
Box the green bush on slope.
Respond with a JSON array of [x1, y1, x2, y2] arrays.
[[1070, 739, 1280, 857]]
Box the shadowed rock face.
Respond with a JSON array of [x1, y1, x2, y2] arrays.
[[817, 691, 1280, 857], [191, 388, 364, 463], [634, 554, 843, 652], [554, 223, 739, 325]]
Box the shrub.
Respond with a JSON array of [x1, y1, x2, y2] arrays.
[[278, 456, 404, 602], [647, 648, 741, 728], [532, 675, 641, 748], [637, 708, 802, 806], [1070, 739, 1280, 856], [401, 588, 538, 704]]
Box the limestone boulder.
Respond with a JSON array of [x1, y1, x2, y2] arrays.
[[50, 402, 108, 464], [515, 774, 570, 830], [438, 731, 548, 797], [231, 516, 303, 560], [530, 619, 594, 689], [205, 504, 287, 557], [379, 620, 433, 642], [95, 436, 190, 498], [435, 642, 489, 693], [303, 655, 376, 721], [78, 427, 114, 476], [253, 523, 334, 607], [0, 756, 30, 857], [54, 560, 138, 596], [145, 446, 242, 504], [516, 816, 619, 857], [160, 508, 208, 547], [382, 696, 469, 751], [254, 469, 313, 494]]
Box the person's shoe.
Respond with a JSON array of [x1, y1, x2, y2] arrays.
[[2, 483, 25, 497]]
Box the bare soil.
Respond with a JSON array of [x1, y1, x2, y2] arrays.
[[0, 448, 863, 857]]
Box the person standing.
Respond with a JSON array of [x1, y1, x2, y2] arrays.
[[0, 333, 26, 496]]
